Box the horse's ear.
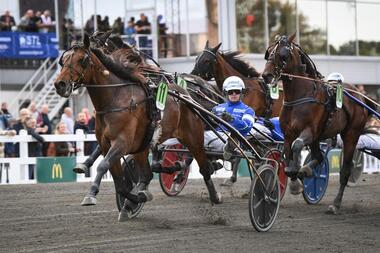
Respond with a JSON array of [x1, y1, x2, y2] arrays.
[[289, 33, 296, 43], [213, 42, 222, 52], [205, 40, 209, 49], [84, 33, 90, 48]]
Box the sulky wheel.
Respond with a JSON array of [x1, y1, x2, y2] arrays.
[[264, 149, 287, 200], [159, 144, 191, 196], [116, 155, 144, 218], [249, 164, 280, 232], [302, 151, 329, 205]]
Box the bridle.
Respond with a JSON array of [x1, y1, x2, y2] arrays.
[[264, 36, 294, 87], [58, 43, 97, 91], [193, 48, 217, 81]]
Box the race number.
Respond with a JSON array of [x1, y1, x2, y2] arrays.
[[177, 76, 187, 89], [336, 83, 343, 109], [156, 82, 169, 110], [269, 85, 279, 99]]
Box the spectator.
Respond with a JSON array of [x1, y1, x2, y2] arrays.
[[124, 20, 136, 45], [135, 13, 151, 35], [81, 108, 91, 125], [0, 124, 16, 179], [112, 17, 124, 35], [38, 104, 52, 156], [0, 10, 16, 31], [100, 15, 110, 32], [60, 107, 74, 134], [19, 9, 41, 32], [28, 101, 39, 120], [85, 15, 95, 34], [24, 116, 45, 179], [74, 112, 91, 155], [135, 13, 151, 54], [157, 14, 168, 58], [11, 108, 30, 157], [1, 102, 12, 117], [48, 122, 76, 157], [39, 10, 55, 33], [357, 84, 366, 95]]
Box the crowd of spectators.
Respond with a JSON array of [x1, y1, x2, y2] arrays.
[[0, 9, 55, 33], [0, 101, 97, 179]]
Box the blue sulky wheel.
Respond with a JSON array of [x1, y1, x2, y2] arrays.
[[249, 164, 280, 232], [116, 155, 144, 218], [302, 152, 329, 205]]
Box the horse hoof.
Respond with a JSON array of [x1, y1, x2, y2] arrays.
[[118, 209, 130, 222], [73, 164, 88, 174], [81, 195, 97, 206], [220, 178, 235, 187], [138, 190, 153, 202], [289, 179, 303, 195], [211, 192, 223, 204], [326, 205, 338, 215]]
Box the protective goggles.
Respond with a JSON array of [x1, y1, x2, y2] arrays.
[[227, 89, 241, 95]]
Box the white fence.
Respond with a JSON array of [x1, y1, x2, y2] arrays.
[[1, 130, 380, 184], [0, 129, 114, 184]]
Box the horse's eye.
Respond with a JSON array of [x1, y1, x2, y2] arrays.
[[80, 56, 89, 67]]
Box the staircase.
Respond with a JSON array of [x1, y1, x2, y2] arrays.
[[9, 55, 68, 120]]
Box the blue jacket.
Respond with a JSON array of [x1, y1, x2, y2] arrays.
[[213, 101, 255, 136]]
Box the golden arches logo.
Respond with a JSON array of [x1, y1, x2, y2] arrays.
[[52, 163, 63, 179]]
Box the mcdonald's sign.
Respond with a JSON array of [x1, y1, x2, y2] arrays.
[[52, 163, 63, 179], [36, 157, 76, 183]]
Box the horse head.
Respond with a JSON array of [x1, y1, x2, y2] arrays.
[[191, 40, 222, 80], [262, 33, 301, 86], [55, 34, 100, 98]]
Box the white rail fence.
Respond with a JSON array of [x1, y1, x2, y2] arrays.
[[1, 130, 380, 185], [0, 129, 112, 184]]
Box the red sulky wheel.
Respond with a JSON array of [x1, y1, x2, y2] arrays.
[[159, 144, 191, 196], [263, 149, 287, 200]]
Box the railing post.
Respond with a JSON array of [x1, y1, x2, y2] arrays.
[[75, 129, 85, 158], [19, 130, 29, 181]]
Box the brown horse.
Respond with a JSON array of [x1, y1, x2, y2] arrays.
[[261, 34, 375, 214], [54, 35, 222, 220], [191, 41, 283, 118]]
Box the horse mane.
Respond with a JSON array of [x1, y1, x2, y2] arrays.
[[91, 47, 144, 83], [295, 45, 323, 79], [221, 51, 260, 78]]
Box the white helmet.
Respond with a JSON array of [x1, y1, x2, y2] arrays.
[[222, 76, 245, 92], [327, 72, 344, 83]]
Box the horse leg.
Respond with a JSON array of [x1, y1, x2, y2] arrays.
[[298, 142, 323, 178], [82, 141, 125, 206], [221, 158, 240, 186], [286, 129, 313, 195], [130, 148, 153, 196], [327, 130, 359, 214], [73, 144, 102, 174]]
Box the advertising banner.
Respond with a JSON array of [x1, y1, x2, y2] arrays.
[[0, 32, 58, 59]]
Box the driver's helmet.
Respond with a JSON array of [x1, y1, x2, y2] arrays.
[[327, 72, 344, 83], [222, 76, 245, 92]]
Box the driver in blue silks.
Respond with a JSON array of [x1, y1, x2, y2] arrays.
[[204, 76, 255, 160]]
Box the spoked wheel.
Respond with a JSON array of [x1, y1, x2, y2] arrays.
[[249, 164, 280, 232], [116, 155, 144, 218], [159, 144, 191, 196], [264, 149, 287, 200], [302, 151, 329, 205]]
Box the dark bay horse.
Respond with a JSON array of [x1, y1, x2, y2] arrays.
[[261, 34, 375, 214], [54, 35, 222, 220], [191, 41, 283, 118]]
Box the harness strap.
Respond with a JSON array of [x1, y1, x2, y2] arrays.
[[95, 97, 151, 115], [283, 97, 324, 107]]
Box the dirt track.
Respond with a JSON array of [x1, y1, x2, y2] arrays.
[[1, 174, 380, 253]]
